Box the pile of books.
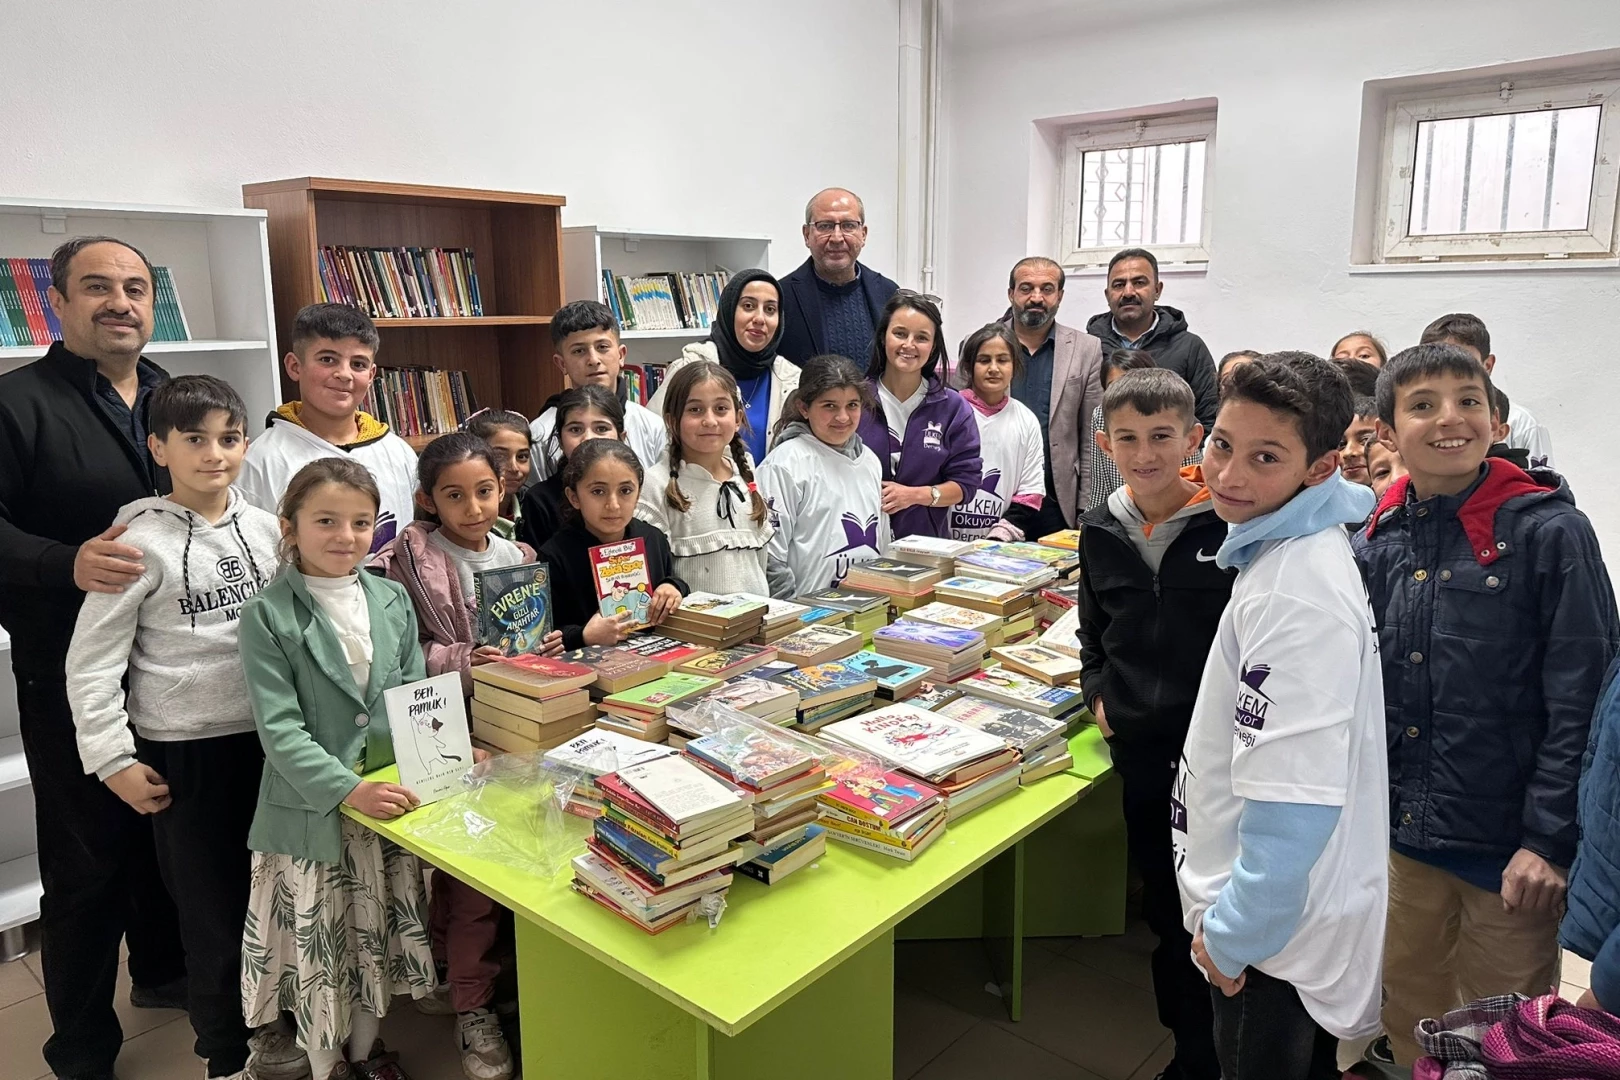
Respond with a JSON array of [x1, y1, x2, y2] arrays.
[[773, 623, 863, 666], [621, 632, 715, 669], [957, 664, 1088, 721], [975, 540, 1080, 581], [0, 258, 188, 345], [1037, 529, 1081, 551], [842, 559, 942, 611], [901, 600, 1005, 648], [365, 366, 478, 439], [598, 673, 721, 741], [932, 576, 1036, 619], [1037, 606, 1081, 659], [742, 595, 834, 644], [818, 763, 946, 861], [793, 588, 889, 639], [467, 655, 597, 754], [842, 650, 931, 701], [600, 269, 731, 332], [905, 681, 963, 710], [768, 661, 878, 732], [954, 549, 1057, 590], [991, 643, 1083, 686], [673, 643, 777, 679], [872, 621, 986, 681], [559, 645, 668, 696], [661, 593, 768, 649], [684, 726, 832, 885], [820, 703, 1022, 821], [690, 675, 800, 728], [888, 535, 974, 575], [542, 728, 678, 817], [576, 755, 753, 933], [937, 697, 1074, 784], [318, 244, 483, 318]]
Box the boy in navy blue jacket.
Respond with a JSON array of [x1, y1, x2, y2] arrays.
[[1354, 343, 1619, 1067]]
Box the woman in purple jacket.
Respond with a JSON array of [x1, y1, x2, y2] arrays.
[[855, 292, 983, 539]]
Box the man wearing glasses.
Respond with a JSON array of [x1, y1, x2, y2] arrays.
[[778, 188, 900, 370]]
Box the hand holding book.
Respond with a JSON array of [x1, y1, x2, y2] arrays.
[[648, 583, 684, 625], [585, 610, 640, 646]]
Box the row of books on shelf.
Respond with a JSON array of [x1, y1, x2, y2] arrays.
[[0, 257, 189, 347], [318, 244, 485, 320], [621, 363, 666, 405], [363, 366, 480, 438], [601, 268, 731, 332]]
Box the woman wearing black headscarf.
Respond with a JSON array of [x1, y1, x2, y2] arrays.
[[649, 268, 800, 464]]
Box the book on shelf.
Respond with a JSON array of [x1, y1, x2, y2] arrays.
[[318, 244, 484, 318], [601, 268, 731, 332], [473, 563, 553, 655], [364, 367, 479, 438], [621, 363, 666, 403], [590, 537, 653, 630], [0, 258, 188, 346], [990, 643, 1084, 686]]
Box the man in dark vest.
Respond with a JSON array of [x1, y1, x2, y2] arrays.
[[778, 187, 900, 370]]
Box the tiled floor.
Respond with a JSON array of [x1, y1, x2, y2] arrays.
[[0, 921, 1599, 1080]]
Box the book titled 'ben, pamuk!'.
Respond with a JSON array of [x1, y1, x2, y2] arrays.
[[474, 562, 553, 655], [590, 538, 652, 629]]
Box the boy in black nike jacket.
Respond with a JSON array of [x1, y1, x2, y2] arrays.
[[1079, 368, 1234, 1080]]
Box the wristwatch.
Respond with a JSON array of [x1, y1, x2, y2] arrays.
[[929, 485, 942, 507]]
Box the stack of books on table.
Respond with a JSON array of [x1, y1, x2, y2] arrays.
[[660, 593, 768, 649], [937, 697, 1074, 784], [598, 673, 721, 741], [741, 595, 835, 644], [576, 756, 753, 934], [957, 664, 1088, 721], [620, 632, 713, 669], [559, 645, 669, 696], [684, 727, 832, 884], [793, 588, 890, 638], [1001, 606, 1040, 645], [932, 576, 1036, 619], [768, 661, 879, 732], [543, 728, 678, 817], [871, 621, 986, 682], [976, 540, 1080, 581], [841, 650, 931, 701], [991, 643, 1083, 686], [468, 655, 598, 754], [689, 675, 800, 729], [888, 535, 974, 575], [773, 623, 864, 666], [905, 681, 964, 710], [820, 703, 1022, 821], [817, 763, 946, 861], [1037, 529, 1081, 552], [673, 643, 777, 679], [1037, 606, 1081, 659], [900, 600, 1005, 648], [842, 558, 943, 612], [954, 550, 1058, 590]]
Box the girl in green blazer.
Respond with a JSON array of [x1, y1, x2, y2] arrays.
[[238, 459, 437, 1080]]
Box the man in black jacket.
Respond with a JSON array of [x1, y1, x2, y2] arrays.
[[1078, 369, 1233, 1080], [0, 237, 187, 1080], [777, 187, 900, 369], [1086, 248, 1219, 429]]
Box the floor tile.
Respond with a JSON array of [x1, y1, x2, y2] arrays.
[[0, 956, 42, 1010], [894, 983, 979, 1079], [1126, 1036, 1172, 1080], [991, 955, 1167, 1080], [114, 1015, 202, 1080], [915, 1021, 1106, 1080], [895, 937, 1067, 1022], [377, 996, 461, 1078], [1564, 950, 1592, 990], [1561, 981, 1586, 1002], [115, 961, 189, 1041], [0, 989, 52, 1080], [22, 949, 41, 985], [1064, 920, 1156, 994]]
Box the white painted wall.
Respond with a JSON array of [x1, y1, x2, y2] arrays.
[[0, 0, 900, 281], [940, 0, 1620, 548]]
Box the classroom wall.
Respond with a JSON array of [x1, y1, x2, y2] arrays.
[[0, 0, 901, 281], [939, 0, 1620, 548]]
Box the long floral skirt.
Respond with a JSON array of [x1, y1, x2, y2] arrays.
[[241, 817, 437, 1050]]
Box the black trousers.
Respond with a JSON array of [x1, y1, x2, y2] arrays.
[[16, 672, 186, 1080], [1211, 967, 1340, 1080], [1112, 740, 1219, 1080], [138, 731, 263, 1077]]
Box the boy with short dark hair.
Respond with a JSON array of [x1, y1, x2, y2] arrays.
[[1488, 386, 1531, 469], [527, 300, 667, 478], [1420, 311, 1553, 468], [1355, 343, 1619, 1067], [1177, 352, 1386, 1080], [239, 303, 417, 550], [1080, 367, 1231, 1080], [67, 374, 284, 1080], [1340, 396, 1379, 488]]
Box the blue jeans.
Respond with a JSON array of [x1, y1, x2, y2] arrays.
[[1210, 967, 1339, 1080]]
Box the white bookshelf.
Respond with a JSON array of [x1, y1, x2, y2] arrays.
[[0, 627, 39, 949], [561, 226, 771, 366], [0, 197, 279, 429]]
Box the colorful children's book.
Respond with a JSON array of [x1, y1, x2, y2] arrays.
[[620, 633, 711, 667], [873, 620, 984, 652], [1037, 529, 1081, 551], [954, 550, 1056, 586], [601, 673, 722, 719], [590, 538, 652, 629], [819, 768, 942, 828], [474, 562, 553, 654], [957, 664, 1087, 718], [767, 661, 878, 707], [936, 696, 1067, 753], [382, 672, 474, 804], [684, 727, 818, 790], [820, 704, 1013, 783], [674, 643, 777, 678], [841, 650, 932, 697]]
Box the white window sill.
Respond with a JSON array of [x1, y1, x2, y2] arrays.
[[1348, 258, 1620, 274]]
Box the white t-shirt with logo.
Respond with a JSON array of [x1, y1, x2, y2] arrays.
[[877, 380, 927, 474], [1174, 525, 1388, 1039], [949, 399, 1045, 541]]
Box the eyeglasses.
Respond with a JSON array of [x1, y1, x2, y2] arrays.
[[809, 220, 865, 236]]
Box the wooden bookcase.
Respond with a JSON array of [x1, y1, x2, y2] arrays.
[[243, 178, 567, 445]]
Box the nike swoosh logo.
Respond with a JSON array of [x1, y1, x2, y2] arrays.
[[1195, 550, 1219, 562]]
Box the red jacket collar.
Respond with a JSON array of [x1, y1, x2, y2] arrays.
[[1363, 458, 1553, 565]]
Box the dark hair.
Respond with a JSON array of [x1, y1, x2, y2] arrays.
[[1102, 368, 1196, 429], [415, 432, 500, 522], [1222, 352, 1353, 462], [1333, 356, 1381, 398], [1331, 330, 1388, 365], [658, 361, 767, 524], [551, 300, 619, 346], [775, 354, 873, 444], [1007, 256, 1066, 292], [1352, 395, 1379, 421], [1493, 386, 1511, 425], [1217, 349, 1262, 378], [1103, 347, 1155, 387], [1420, 312, 1491, 359], [148, 374, 246, 439], [1107, 248, 1159, 278], [955, 323, 1022, 391], [292, 302, 380, 353], [550, 385, 626, 462], [867, 291, 947, 382], [560, 438, 643, 523], [463, 409, 529, 442], [1375, 343, 1495, 429], [50, 236, 154, 294], [276, 457, 380, 564]]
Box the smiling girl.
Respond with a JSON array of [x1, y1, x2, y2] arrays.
[[517, 385, 626, 550], [949, 323, 1047, 542]]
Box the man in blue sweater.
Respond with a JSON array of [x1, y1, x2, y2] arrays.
[[777, 188, 899, 370]]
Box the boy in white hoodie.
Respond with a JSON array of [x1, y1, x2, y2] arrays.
[[68, 375, 283, 1080]]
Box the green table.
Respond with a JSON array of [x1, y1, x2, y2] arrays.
[[346, 767, 1088, 1080]]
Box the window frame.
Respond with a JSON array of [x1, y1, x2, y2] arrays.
[[1057, 111, 1217, 270], [1377, 73, 1620, 263]]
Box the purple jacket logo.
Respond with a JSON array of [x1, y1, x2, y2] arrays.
[[979, 468, 1001, 496], [922, 421, 945, 450]]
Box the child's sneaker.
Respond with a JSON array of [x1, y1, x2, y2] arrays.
[[350, 1042, 411, 1080], [247, 1026, 313, 1080], [456, 1008, 514, 1080]]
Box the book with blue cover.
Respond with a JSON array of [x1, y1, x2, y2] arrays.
[[842, 650, 931, 699], [474, 562, 553, 655], [873, 621, 984, 652]]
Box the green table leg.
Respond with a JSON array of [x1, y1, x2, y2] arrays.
[[981, 839, 1026, 1021], [1024, 775, 1127, 938], [515, 918, 895, 1080]]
